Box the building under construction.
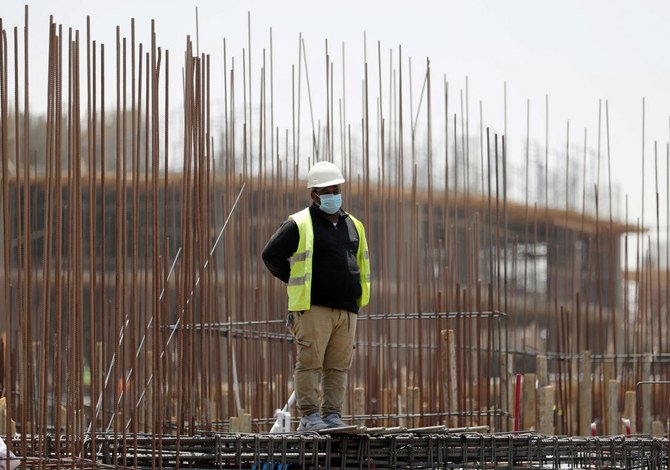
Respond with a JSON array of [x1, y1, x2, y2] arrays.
[[0, 6, 669, 469]]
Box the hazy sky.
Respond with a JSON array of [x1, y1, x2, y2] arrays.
[[3, 0, 670, 234]]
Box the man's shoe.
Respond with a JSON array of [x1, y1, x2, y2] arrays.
[[322, 413, 346, 428], [297, 412, 329, 432]]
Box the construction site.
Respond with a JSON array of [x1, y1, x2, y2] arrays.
[[1, 4, 670, 469]]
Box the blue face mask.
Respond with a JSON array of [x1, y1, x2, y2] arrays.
[[317, 193, 342, 214]]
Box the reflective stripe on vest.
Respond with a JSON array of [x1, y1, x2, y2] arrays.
[[348, 214, 371, 309], [287, 208, 371, 311]]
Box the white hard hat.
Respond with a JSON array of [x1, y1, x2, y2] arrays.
[[307, 161, 345, 188]]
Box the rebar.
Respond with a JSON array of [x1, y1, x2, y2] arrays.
[[1, 6, 670, 469]]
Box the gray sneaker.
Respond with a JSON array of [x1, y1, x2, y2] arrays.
[[322, 413, 346, 428], [297, 412, 329, 432]]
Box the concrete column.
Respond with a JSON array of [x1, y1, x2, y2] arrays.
[[381, 388, 391, 422], [522, 373, 537, 430], [353, 386, 366, 425], [537, 355, 548, 387], [606, 379, 619, 436], [570, 357, 578, 434], [407, 386, 420, 428], [579, 351, 592, 436], [538, 385, 555, 435], [397, 393, 406, 428], [240, 413, 252, 432], [441, 329, 458, 428], [652, 420, 665, 437], [623, 390, 636, 434]]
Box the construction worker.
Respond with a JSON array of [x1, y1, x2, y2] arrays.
[[262, 161, 371, 432]]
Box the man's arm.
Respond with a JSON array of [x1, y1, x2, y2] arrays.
[[261, 219, 299, 283]]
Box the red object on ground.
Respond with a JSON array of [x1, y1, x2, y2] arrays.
[[514, 373, 522, 432]]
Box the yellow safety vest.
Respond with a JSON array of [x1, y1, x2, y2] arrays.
[[287, 208, 371, 311]]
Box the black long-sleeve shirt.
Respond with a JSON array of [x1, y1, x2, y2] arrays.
[[262, 204, 362, 313]]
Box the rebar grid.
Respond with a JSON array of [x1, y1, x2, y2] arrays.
[[4, 432, 668, 469]]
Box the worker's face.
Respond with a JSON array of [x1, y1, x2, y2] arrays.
[[310, 185, 341, 204]]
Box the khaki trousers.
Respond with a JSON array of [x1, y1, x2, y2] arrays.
[[287, 305, 357, 417]]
